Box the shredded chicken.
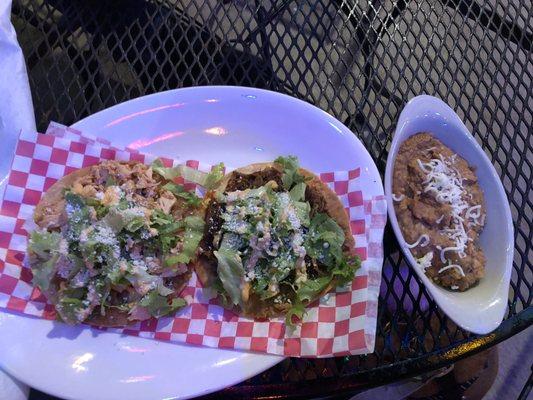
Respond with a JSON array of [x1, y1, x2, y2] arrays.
[[157, 190, 176, 214]]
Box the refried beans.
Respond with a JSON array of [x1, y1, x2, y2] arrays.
[[393, 132, 486, 291]]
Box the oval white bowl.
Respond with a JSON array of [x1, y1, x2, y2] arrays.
[[384, 95, 514, 334]]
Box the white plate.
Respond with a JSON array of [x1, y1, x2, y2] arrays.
[[384, 95, 514, 334], [0, 86, 383, 400]]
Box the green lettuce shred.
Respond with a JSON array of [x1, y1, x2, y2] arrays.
[[274, 155, 308, 190], [296, 276, 332, 303], [28, 230, 62, 259], [203, 163, 225, 189], [289, 182, 306, 202], [28, 230, 63, 292], [152, 158, 225, 189], [139, 290, 187, 318], [162, 182, 201, 207], [151, 159, 181, 180], [285, 301, 306, 327], [305, 213, 345, 267], [31, 254, 59, 292], [164, 216, 204, 266], [214, 249, 245, 307]]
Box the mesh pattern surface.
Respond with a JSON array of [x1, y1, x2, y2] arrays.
[[11, 0, 533, 397]]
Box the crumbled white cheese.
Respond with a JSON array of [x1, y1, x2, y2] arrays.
[[92, 225, 118, 246], [244, 271, 256, 282], [122, 207, 146, 218], [65, 202, 81, 217], [59, 238, 69, 256], [291, 232, 306, 257]]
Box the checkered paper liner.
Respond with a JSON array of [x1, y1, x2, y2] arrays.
[[0, 128, 386, 357], [45, 122, 112, 146]]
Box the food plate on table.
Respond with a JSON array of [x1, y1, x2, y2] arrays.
[[385, 95, 513, 335], [0, 87, 385, 400]]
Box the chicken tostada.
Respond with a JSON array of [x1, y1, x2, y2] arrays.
[[28, 160, 208, 326]]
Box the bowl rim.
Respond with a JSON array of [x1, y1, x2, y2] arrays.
[[384, 94, 514, 334]]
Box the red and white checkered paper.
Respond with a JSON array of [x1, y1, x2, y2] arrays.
[[0, 127, 386, 357]]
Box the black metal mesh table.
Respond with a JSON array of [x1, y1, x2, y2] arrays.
[[12, 0, 532, 398]]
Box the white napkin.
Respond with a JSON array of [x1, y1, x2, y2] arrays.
[[0, 1, 34, 399], [0, 0, 36, 194]]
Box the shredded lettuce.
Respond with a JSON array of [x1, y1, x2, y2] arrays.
[[157, 221, 184, 235], [212, 278, 231, 307], [285, 300, 306, 326], [293, 201, 311, 227], [219, 233, 243, 251], [214, 249, 245, 307], [126, 263, 160, 292], [184, 215, 205, 231], [29, 230, 63, 292], [64, 192, 91, 241], [164, 216, 204, 266], [94, 278, 111, 315], [274, 155, 308, 190], [163, 182, 201, 207], [53, 286, 88, 323], [107, 265, 125, 285], [157, 283, 175, 297], [139, 290, 187, 318], [150, 209, 175, 226], [78, 225, 119, 266], [28, 230, 62, 259], [289, 182, 306, 202], [152, 159, 225, 189], [56, 297, 84, 324], [151, 159, 181, 180], [331, 256, 361, 285], [296, 276, 332, 303], [178, 165, 212, 186], [103, 206, 146, 233], [64, 191, 86, 209], [150, 210, 182, 253], [203, 163, 225, 189], [31, 254, 59, 292], [305, 213, 345, 267], [124, 217, 145, 232]]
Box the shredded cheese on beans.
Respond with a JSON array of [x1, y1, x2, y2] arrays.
[[417, 155, 483, 267]]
